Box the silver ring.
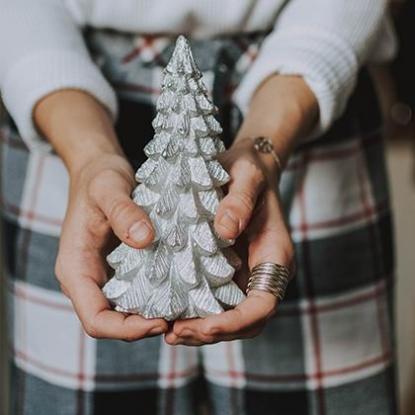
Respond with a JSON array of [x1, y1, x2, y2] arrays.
[[246, 262, 292, 301]]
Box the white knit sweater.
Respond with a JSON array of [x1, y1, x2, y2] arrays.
[[0, 0, 396, 151]]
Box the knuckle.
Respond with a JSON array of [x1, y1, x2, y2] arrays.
[[107, 198, 134, 223], [200, 324, 220, 342], [233, 191, 255, 215], [200, 334, 215, 344], [174, 326, 189, 337]]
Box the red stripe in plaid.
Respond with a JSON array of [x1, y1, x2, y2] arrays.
[[207, 352, 391, 383], [0, 198, 63, 227], [122, 36, 155, 64], [95, 367, 198, 383], [304, 280, 387, 314], [286, 131, 382, 172], [164, 345, 178, 414], [76, 327, 87, 414], [9, 281, 73, 312], [1, 128, 65, 227], [291, 199, 388, 233], [235, 38, 260, 63], [225, 342, 240, 413], [275, 279, 389, 318], [8, 275, 389, 318], [0, 126, 28, 150], [226, 342, 236, 385], [13, 347, 198, 383], [0, 133, 385, 235], [122, 36, 167, 66]]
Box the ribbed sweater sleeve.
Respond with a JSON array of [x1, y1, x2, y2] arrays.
[[233, 0, 388, 138], [0, 0, 118, 152]]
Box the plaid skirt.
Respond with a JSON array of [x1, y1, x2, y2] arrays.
[[0, 31, 397, 415]]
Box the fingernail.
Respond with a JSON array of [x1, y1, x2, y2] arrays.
[[129, 221, 152, 242], [149, 326, 165, 336], [219, 210, 239, 234]]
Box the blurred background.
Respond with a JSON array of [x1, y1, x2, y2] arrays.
[[1, 0, 414, 413]]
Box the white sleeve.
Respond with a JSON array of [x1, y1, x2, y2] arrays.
[[0, 0, 118, 152], [233, 0, 388, 138]]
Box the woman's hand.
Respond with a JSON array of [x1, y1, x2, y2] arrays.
[[165, 74, 318, 346], [34, 90, 169, 341], [165, 138, 294, 345], [55, 153, 169, 341]]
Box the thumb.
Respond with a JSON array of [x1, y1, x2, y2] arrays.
[[90, 172, 155, 248], [215, 160, 265, 240]]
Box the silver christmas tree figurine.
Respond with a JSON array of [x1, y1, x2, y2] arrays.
[[103, 36, 245, 320]]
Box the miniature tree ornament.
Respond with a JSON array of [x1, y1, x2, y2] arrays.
[[103, 36, 245, 320]]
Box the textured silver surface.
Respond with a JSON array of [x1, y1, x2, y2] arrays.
[[103, 36, 245, 320]]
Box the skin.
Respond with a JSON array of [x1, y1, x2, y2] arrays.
[[34, 74, 318, 344]]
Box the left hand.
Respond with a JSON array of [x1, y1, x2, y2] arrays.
[[165, 138, 294, 346]]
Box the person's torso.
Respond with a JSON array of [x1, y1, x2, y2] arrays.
[[64, 0, 395, 63], [65, 0, 285, 36]]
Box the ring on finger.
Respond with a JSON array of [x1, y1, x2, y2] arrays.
[[246, 262, 292, 301]]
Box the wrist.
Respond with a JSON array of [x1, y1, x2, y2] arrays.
[[34, 89, 125, 176], [234, 74, 319, 169], [230, 137, 281, 184], [64, 132, 125, 177]]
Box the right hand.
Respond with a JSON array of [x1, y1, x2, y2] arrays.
[[55, 153, 169, 341]]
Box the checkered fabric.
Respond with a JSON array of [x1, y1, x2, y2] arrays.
[[1, 32, 397, 414]]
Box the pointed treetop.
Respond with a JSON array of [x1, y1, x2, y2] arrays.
[[165, 35, 201, 78]]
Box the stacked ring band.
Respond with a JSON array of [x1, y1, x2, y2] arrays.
[[246, 262, 292, 301]]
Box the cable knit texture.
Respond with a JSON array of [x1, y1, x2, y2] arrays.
[[0, 0, 395, 151]]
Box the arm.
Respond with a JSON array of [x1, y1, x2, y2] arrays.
[[167, 0, 389, 345], [167, 75, 318, 345], [1, 0, 164, 339], [34, 90, 167, 340], [0, 0, 117, 151], [234, 0, 388, 137]]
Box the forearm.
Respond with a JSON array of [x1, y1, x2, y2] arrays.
[[234, 74, 318, 168], [0, 0, 117, 150], [34, 89, 123, 175]]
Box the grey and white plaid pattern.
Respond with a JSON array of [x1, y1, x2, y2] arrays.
[[1, 32, 397, 414]]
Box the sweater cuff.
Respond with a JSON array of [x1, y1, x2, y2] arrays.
[[233, 29, 359, 139], [1, 49, 118, 152]]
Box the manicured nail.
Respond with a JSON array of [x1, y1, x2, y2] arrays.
[[219, 210, 239, 234], [148, 326, 165, 336], [129, 221, 152, 242]]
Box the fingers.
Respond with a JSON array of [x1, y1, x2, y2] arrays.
[[69, 275, 168, 341], [89, 170, 155, 248], [215, 159, 265, 240], [168, 190, 294, 346], [246, 189, 294, 268], [165, 291, 275, 345]]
